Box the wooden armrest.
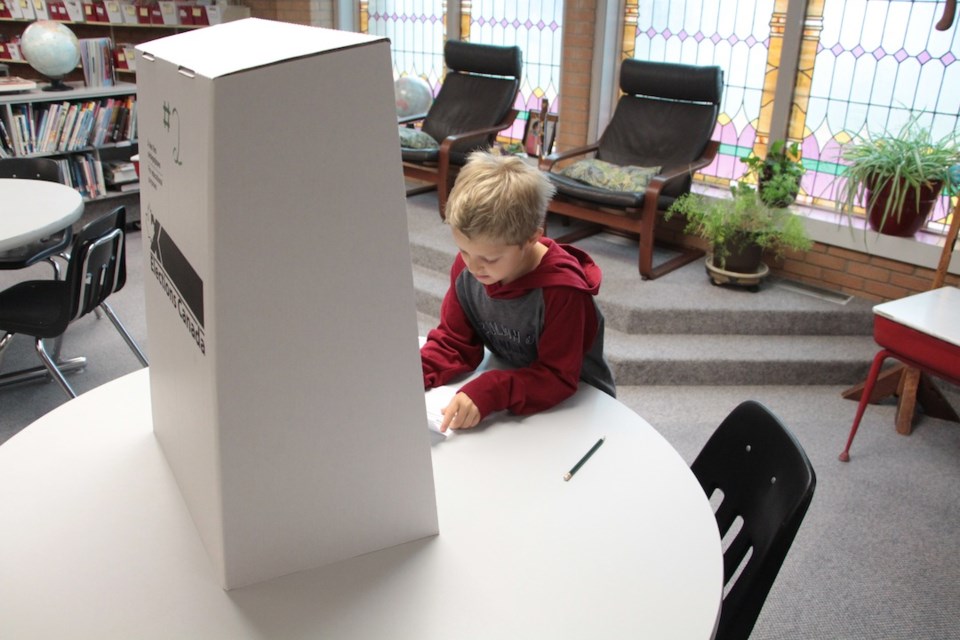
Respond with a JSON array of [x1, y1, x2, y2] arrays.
[[437, 109, 520, 162], [541, 142, 600, 171], [645, 139, 721, 199]]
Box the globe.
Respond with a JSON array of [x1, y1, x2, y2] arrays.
[[395, 76, 433, 119], [20, 20, 81, 92]]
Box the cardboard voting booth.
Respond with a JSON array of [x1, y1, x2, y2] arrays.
[[136, 19, 438, 590]]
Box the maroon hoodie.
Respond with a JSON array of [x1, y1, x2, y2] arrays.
[[421, 238, 615, 420]]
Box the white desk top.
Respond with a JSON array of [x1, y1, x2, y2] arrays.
[[0, 369, 722, 639], [0, 178, 83, 252], [873, 286, 960, 348]]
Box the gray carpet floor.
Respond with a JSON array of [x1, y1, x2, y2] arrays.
[[1, 201, 959, 639]]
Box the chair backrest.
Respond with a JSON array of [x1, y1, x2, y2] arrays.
[[0, 157, 62, 182], [65, 207, 128, 322], [691, 400, 816, 640], [421, 40, 522, 153], [598, 59, 723, 197]]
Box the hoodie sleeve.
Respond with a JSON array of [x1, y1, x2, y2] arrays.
[[420, 259, 486, 389], [457, 285, 599, 418]]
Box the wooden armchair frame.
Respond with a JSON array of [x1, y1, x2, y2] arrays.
[[541, 59, 723, 280]]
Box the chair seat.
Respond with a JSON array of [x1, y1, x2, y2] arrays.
[[401, 147, 439, 163], [0, 280, 71, 338], [0, 206, 148, 401], [547, 173, 646, 208], [401, 147, 475, 165]]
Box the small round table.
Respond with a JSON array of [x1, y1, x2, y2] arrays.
[[0, 368, 723, 639], [0, 178, 83, 252]]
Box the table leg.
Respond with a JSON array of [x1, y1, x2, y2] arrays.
[[895, 368, 921, 435], [842, 365, 959, 435], [841, 349, 892, 462]]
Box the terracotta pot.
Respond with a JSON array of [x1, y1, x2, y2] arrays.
[[866, 179, 943, 237]]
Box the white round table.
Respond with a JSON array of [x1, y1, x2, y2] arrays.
[[0, 177, 83, 252], [0, 368, 722, 639]]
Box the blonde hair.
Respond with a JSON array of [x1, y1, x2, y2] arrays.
[[444, 151, 556, 245]]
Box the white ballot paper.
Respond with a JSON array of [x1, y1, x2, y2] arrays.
[[424, 385, 457, 438]]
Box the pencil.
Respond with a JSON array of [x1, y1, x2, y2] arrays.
[[563, 436, 605, 481]]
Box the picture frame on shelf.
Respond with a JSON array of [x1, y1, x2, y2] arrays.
[[523, 100, 557, 159]]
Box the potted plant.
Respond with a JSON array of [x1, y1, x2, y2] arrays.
[[666, 182, 813, 274], [741, 139, 806, 208], [838, 115, 960, 236]]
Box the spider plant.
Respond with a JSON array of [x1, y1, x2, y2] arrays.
[[838, 114, 960, 235]]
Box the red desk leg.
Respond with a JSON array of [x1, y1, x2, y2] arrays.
[[840, 349, 894, 462]]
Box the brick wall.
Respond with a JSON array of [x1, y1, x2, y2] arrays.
[[555, 0, 596, 152], [777, 245, 960, 302]]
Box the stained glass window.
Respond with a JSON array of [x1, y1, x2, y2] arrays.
[[626, 0, 960, 229], [627, 0, 777, 186], [467, 0, 564, 140], [804, 0, 960, 225], [363, 0, 446, 89]]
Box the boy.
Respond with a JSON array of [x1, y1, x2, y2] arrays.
[[421, 151, 615, 432]]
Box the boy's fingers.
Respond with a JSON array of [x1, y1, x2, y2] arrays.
[[440, 402, 458, 431]]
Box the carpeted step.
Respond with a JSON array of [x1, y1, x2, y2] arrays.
[[410, 261, 875, 337], [603, 328, 876, 386]]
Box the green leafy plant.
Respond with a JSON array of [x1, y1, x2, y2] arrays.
[[838, 114, 960, 231], [665, 182, 812, 270], [741, 140, 806, 208]]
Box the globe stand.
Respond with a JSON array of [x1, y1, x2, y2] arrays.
[[41, 77, 72, 92]]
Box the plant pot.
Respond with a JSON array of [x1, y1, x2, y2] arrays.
[[713, 240, 764, 274], [866, 179, 943, 237], [758, 168, 799, 208]]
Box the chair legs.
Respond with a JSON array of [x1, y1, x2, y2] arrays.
[[0, 304, 147, 398], [0, 331, 12, 371], [35, 336, 78, 399], [839, 349, 893, 462], [99, 301, 149, 367]]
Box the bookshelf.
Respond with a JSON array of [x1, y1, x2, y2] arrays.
[[0, 4, 250, 83], [0, 81, 138, 207]]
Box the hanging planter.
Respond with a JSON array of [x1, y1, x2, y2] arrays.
[[839, 115, 960, 237], [865, 177, 943, 237]]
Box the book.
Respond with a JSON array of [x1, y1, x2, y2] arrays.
[[103, 159, 137, 184], [0, 76, 37, 93], [108, 179, 140, 193], [79, 37, 116, 88]]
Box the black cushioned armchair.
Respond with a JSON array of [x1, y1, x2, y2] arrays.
[[542, 59, 724, 279], [401, 40, 523, 218]]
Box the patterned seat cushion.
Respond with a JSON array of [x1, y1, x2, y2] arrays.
[[399, 127, 439, 149], [560, 158, 661, 193]]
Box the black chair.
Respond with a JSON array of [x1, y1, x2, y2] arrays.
[[0, 157, 72, 278], [691, 401, 816, 640], [0, 207, 147, 399], [542, 59, 723, 279], [400, 40, 523, 218]]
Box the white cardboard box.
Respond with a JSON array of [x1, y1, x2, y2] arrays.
[[136, 18, 438, 590]]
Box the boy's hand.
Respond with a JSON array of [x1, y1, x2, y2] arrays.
[[441, 393, 481, 432]]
